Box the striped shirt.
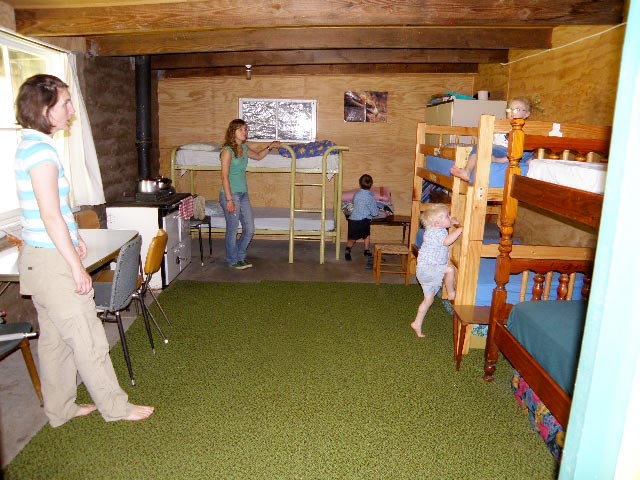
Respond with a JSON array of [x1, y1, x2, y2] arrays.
[[14, 129, 78, 248]]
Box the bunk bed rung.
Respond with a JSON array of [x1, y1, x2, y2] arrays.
[[294, 208, 322, 214], [294, 182, 323, 187]]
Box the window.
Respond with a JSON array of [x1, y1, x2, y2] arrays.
[[239, 98, 317, 142], [0, 30, 66, 225]]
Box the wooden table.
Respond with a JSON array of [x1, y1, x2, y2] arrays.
[[371, 215, 411, 244]]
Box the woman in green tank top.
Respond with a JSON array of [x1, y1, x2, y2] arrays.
[[220, 119, 280, 269]]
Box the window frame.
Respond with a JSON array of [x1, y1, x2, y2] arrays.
[[239, 98, 317, 143], [0, 29, 67, 228]]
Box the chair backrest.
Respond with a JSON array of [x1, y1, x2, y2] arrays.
[[74, 209, 100, 229], [0, 322, 33, 358], [144, 229, 168, 276], [109, 235, 142, 311]]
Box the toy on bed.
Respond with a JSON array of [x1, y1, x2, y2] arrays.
[[408, 116, 610, 355], [483, 117, 609, 461], [170, 142, 349, 264]]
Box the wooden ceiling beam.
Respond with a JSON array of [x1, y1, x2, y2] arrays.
[[15, 0, 624, 37], [151, 49, 508, 70], [158, 63, 480, 78], [87, 26, 552, 57]]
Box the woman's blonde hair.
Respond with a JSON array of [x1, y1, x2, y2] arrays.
[[420, 203, 449, 228]]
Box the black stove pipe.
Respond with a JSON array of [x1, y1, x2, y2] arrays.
[[136, 55, 152, 180]]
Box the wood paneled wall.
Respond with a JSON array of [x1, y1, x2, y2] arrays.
[[0, 1, 15, 30], [477, 25, 624, 247], [158, 74, 475, 242], [479, 26, 623, 125]]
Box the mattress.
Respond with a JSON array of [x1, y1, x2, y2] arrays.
[[426, 155, 530, 188], [506, 300, 588, 396], [415, 224, 586, 307], [426, 155, 606, 192], [475, 257, 585, 307], [175, 148, 340, 177], [208, 207, 335, 232], [526, 159, 607, 194]]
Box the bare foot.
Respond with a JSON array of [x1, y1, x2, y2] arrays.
[[74, 404, 97, 418], [122, 405, 155, 422], [450, 166, 471, 182], [410, 322, 426, 338]]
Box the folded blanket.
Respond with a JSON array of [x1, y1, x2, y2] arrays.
[[278, 140, 336, 159], [341, 186, 392, 203]]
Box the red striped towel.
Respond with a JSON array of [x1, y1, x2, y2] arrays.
[[179, 196, 195, 220]]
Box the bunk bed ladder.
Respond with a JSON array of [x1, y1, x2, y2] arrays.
[[288, 146, 346, 264]]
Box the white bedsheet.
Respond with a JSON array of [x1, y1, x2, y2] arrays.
[[526, 159, 607, 194], [175, 149, 340, 178], [209, 207, 336, 232]]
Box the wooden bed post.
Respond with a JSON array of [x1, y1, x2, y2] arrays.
[[409, 122, 427, 262], [484, 118, 525, 382]]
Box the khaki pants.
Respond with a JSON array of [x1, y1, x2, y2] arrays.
[[19, 245, 131, 427]]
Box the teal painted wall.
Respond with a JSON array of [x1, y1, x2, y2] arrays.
[[560, 3, 640, 477]]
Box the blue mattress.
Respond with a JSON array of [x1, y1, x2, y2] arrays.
[[415, 224, 585, 307], [506, 301, 587, 396], [426, 155, 530, 188]]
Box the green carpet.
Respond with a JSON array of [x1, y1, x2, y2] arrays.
[[5, 281, 558, 479]]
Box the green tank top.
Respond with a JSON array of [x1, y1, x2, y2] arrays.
[[221, 144, 248, 194]]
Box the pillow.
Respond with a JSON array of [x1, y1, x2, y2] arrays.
[[279, 140, 336, 159], [180, 142, 219, 152], [204, 200, 224, 217]]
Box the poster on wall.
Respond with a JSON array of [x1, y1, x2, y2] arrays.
[[344, 91, 388, 123]]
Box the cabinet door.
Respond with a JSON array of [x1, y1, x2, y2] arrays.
[[425, 102, 455, 144], [450, 99, 506, 127], [163, 211, 181, 248]]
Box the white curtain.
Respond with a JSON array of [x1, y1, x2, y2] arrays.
[[63, 53, 106, 207]]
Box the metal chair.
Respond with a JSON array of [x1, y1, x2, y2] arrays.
[[0, 322, 43, 405], [94, 235, 154, 386], [190, 215, 212, 266], [133, 229, 172, 343]]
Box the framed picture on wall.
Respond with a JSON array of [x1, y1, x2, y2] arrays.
[[344, 91, 388, 123], [239, 98, 317, 142]]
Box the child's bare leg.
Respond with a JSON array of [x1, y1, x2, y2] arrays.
[[363, 235, 370, 252], [450, 153, 476, 182], [410, 293, 435, 338], [443, 265, 457, 302]]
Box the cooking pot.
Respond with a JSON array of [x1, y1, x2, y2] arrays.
[[155, 176, 172, 190], [137, 177, 172, 193]]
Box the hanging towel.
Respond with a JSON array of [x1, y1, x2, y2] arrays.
[[179, 196, 195, 220], [193, 195, 206, 220]]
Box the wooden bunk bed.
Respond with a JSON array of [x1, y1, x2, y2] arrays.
[[482, 118, 609, 453], [408, 115, 610, 354], [170, 144, 348, 264]]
